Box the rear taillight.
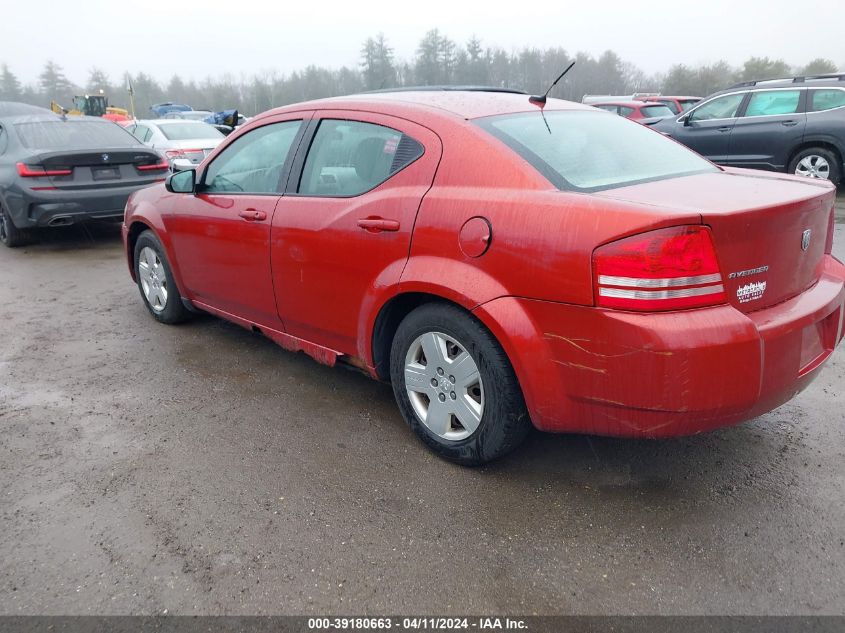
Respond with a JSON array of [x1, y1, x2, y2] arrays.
[[16, 162, 72, 177], [593, 225, 726, 311], [825, 205, 835, 254], [137, 160, 169, 171], [164, 149, 202, 160]]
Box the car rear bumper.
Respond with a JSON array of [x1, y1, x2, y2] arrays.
[[6, 183, 159, 228], [475, 255, 845, 437]]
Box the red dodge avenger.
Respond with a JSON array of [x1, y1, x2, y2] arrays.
[[122, 88, 845, 465]]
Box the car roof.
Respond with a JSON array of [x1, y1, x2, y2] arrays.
[[0, 101, 56, 120], [709, 74, 845, 98], [257, 90, 594, 122], [644, 95, 701, 100], [591, 100, 652, 107], [139, 119, 215, 125]]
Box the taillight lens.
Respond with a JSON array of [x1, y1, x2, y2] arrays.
[[593, 225, 726, 311], [16, 162, 72, 177], [137, 160, 170, 171], [164, 149, 202, 160]]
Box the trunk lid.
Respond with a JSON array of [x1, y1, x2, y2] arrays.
[[29, 148, 165, 189], [595, 169, 836, 313]]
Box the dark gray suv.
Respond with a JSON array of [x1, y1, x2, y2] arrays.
[[653, 74, 845, 185]]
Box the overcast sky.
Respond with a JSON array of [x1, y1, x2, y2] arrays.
[[2, 0, 843, 86]]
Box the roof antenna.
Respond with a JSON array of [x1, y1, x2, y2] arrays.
[[529, 60, 576, 106]]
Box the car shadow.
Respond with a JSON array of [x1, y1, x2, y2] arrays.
[[17, 221, 123, 252]]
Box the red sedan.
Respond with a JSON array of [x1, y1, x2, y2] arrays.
[[122, 89, 845, 465], [591, 99, 676, 123]]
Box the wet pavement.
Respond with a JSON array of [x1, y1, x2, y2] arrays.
[[1, 193, 844, 615]]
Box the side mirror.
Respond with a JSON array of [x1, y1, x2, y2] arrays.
[[682, 114, 692, 127], [165, 168, 196, 194]]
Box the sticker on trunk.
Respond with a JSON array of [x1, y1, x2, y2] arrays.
[[737, 281, 767, 303]]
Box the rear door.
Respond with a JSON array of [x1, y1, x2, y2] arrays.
[[727, 88, 807, 170], [164, 115, 309, 327], [669, 92, 748, 162], [270, 111, 442, 355]]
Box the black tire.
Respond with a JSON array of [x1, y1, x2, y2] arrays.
[[133, 230, 191, 324], [788, 147, 841, 186], [389, 302, 530, 466], [0, 202, 32, 248]]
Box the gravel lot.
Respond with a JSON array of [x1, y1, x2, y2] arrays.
[[1, 191, 844, 615]]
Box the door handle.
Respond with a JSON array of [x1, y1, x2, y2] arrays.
[[781, 120, 799, 127], [357, 217, 400, 233], [717, 126, 732, 132], [238, 208, 266, 221]]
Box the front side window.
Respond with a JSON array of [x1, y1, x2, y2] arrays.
[[203, 120, 302, 194], [689, 93, 745, 121], [810, 89, 845, 112], [298, 119, 423, 197], [744, 90, 801, 117], [477, 110, 717, 192]]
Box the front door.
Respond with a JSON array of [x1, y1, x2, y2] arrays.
[[671, 92, 748, 163], [270, 111, 442, 355], [165, 117, 307, 327]]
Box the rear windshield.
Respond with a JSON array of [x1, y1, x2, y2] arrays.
[[640, 104, 674, 118], [159, 122, 223, 140], [477, 110, 716, 192], [14, 120, 140, 150]]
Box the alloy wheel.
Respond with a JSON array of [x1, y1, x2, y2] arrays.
[[795, 155, 831, 179]]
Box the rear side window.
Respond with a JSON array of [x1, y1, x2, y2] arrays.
[[203, 120, 302, 194], [477, 110, 716, 192], [618, 106, 634, 117], [810, 89, 845, 112], [133, 125, 152, 142], [744, 90, 801, 116], [679, 99, 699, 112], [595, 105, 618, 113], [655, 100, 680, 114], [160, 122, 223, 140], [298, 120, 423, 197], [640, 105, 674, 118], [14, 120, 140, 149]]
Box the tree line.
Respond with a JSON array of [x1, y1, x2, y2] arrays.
[[0, 30, 840, 117]]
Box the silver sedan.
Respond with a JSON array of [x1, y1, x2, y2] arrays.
[[125, 119, 224, 169]]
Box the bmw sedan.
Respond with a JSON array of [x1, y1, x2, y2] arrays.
[[122, 89, 845, 465], [0, 102, 168, 247]]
